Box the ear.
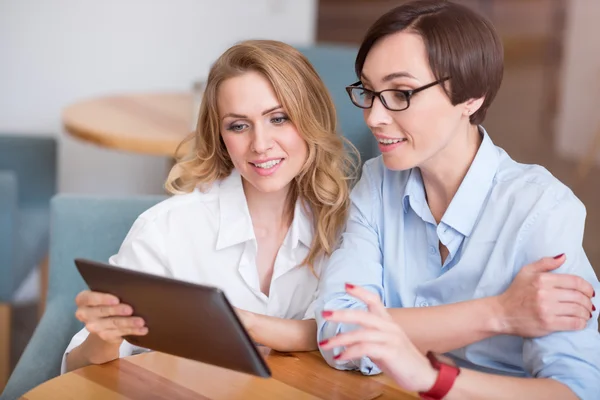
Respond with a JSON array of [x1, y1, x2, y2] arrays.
[[462, 97, 485, 117]]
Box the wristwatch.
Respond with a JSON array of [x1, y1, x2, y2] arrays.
[[418, 351, 461, 400]]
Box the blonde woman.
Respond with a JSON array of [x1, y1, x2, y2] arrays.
[[62, 40, 356, 373]]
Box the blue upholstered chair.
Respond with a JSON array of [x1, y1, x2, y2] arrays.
[[0, 135, 57, 391], [1, 45, 378, 400], [297, 44, 379, 164], [0, 195, 166, 400]]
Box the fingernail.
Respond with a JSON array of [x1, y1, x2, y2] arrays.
[[322, 311, 333, 318], [593, 290, 596, 298], [345, 283, 355, 290], [333, 354, 341, 360], [318, 339, 329, 346], [593, 305, 596, 312], [590, 312, 593, 319], [553, 253, 564, 259]]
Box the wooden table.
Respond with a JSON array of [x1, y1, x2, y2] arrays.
[[62, 93, 194, 157], [21, 349, 418, 400]]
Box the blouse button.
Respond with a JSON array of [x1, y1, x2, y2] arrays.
[[419, 301, 429, 307], [429, 246, 436, 255]]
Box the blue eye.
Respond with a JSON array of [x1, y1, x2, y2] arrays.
[[227, 123, 248, 132], [271, 115, 289, 125]]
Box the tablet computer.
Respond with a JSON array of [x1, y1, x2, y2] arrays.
[[74, 258, 271, 378]]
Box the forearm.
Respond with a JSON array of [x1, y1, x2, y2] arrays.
[[446, 369, 577, 400], [65, 334, 121, 372], [246, 314, 317, 352], [388, 297, 504, 354]]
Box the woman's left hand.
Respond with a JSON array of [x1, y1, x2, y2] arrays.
[[319, 284, 437, 393]]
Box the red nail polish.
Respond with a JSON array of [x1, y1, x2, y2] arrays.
[[594, 290, 596, 298], [318, 339, 329, 346], [345, 283, 355, 290], [593, 305, 596, 312], [322, 310, 333, 318], [590, 312, 593, 319], [553, 253, 564, 259], [333, 354, 341, 360]]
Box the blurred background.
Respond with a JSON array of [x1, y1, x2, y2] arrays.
[[1, 0, 599, 384]]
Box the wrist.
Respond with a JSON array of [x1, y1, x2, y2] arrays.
[[485, 296, 509, 335], [416, 363, 439, 393], [82, 334, 121, 364]]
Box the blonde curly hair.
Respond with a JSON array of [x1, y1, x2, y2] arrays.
[[165, 40, 358, 271]]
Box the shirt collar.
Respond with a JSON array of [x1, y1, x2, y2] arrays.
[[442, 127, 499, 237], [216, 170, 313, 250], [288, 199, 313, 249], [216, 170, 255, 250], [402, 168, 427, 216]]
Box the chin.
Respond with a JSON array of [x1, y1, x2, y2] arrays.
[[381, 154, 416, 171], [246, 176, 293, 194]]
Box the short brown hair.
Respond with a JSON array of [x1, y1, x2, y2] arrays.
[[356, 0, 503, 125], [166, 40, 357, 271]]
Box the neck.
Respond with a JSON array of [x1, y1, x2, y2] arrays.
[[419, 123, 482, 223], [242, 179, 293, 230]]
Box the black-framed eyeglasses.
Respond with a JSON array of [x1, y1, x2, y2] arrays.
[[345, 77, 451, 111]]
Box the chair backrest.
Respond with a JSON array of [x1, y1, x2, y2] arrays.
[[0, 135, 56, 207], [1, 194, 166, 400], [296, 45, 379, 164]]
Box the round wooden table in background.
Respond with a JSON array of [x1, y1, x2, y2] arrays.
[[21, 349, 418, 400], [62, 93, 194, 157]]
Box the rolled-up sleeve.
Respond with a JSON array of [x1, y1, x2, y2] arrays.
[[61, 216, 168, 374], [520, 187, 600, 399], [315, 160, 385, 374]]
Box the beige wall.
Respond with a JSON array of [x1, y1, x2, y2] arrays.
[[0, 0, 317, 195], [555, 0, 600, 165]]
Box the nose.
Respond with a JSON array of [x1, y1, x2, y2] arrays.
[[251, 123, 274, 154], [365, 97, 393, 129]]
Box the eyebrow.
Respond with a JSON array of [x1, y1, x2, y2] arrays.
[[222, 105, 283, 120], [361, 71, 418, 84]]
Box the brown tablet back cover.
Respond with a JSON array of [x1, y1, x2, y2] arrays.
[[74, 258, 271, 378]]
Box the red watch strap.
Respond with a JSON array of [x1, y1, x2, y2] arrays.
[[419, 353, 460, 400]]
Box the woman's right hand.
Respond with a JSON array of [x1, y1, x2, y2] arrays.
[[496, 254, 596, 337], [75, 290, 148, 345]]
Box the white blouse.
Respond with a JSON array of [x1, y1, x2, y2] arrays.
[[61, 170, 322, 373]]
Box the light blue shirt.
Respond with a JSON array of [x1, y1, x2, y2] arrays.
[[316, 128, 600, 399]]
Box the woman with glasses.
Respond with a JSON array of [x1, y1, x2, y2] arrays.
[[316, 1, 600, 399]]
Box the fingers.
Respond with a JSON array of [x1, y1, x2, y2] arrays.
[[322, 309, 397, 332], [75, 290, 120, 307], [320, 328, 394, 351], [75, 303, 133, 323], [86, 316, 146, 336], [545, 316, 588, 332], [333, 342, 390, 363], [547, 274, 595, 298], [345, 284, 390, 320], [95, 326, 149, 343], [526, 255, 565, 273], [555, 289, 595, 314], [553, 303, 593, 320]]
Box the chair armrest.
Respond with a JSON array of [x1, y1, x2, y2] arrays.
[[0, 170, 18, 302]]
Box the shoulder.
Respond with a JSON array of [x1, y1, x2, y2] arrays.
[[137, 183, 221, 225], [492, 149, 585, 222]]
